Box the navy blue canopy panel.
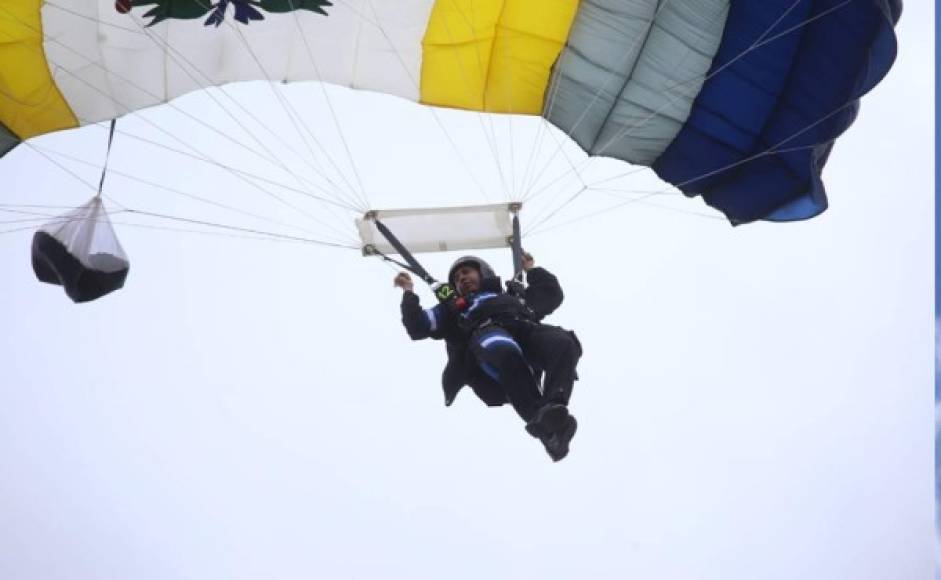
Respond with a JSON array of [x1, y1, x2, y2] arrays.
[[653, 0, 903, 224], [0, 122, 18, 157]]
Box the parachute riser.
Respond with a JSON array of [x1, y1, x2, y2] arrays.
[[368, 219, 439, 287], [508, 202, 524, 284], [363, 243, 437, 287]]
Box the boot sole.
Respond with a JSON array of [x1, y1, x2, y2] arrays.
[[548, 416, 578, 462], [539, 404, 570, 433]]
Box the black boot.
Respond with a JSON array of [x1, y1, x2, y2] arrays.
[[526, 403, 578, 462]]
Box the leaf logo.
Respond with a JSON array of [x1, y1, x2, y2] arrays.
[[117, 0, 332, 27]]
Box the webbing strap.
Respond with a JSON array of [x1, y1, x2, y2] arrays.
[[510, 212, 524, 281], [372, 219, 438, 286], [96, 119, 117, 197]]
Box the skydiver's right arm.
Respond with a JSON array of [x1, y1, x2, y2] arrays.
[[400, 290, 448, 341]]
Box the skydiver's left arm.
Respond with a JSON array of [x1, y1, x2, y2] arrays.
[[400, 291, 449, 340], [521, 254, 564, 320], [396, 272, 450, 340]]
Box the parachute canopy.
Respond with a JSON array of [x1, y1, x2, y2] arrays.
[[0, 0, 901, 224]]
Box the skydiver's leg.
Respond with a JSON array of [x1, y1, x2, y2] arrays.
[[518, 324, 581, 461], [523, 325, 581, 406], [467, 372, 509, 407], [469, 327, 542, 422]]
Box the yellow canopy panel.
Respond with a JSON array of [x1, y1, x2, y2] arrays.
[[0, 0, 577, 145]]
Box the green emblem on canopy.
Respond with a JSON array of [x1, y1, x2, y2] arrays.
[[116, 0, 332, 27]]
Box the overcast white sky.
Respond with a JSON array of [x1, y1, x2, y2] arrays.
[[0, 4, 935, 580]]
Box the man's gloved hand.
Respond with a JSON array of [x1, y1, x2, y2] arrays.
[[393, 272, 414, 292], [506, 279, 525, 297], [522, 251, 535, 271]]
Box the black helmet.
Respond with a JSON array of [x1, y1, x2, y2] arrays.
[[448, 255, 496, 289]]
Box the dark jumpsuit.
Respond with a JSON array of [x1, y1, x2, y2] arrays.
[[400, 267, 581, 422]]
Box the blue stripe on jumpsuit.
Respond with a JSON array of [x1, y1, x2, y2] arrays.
[[470, 326, 542, 421]]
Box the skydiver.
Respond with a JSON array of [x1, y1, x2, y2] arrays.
[[393, 253, 582, 462]]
